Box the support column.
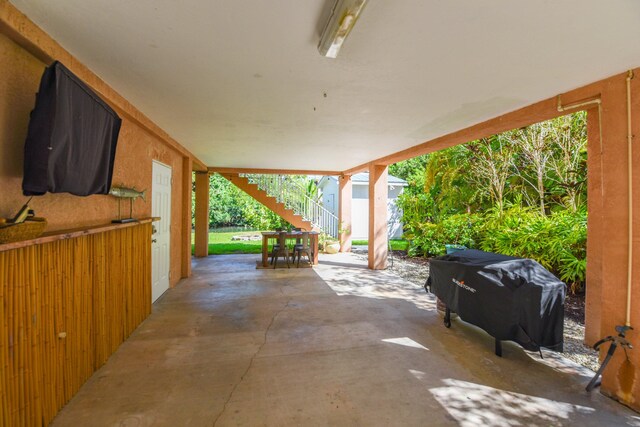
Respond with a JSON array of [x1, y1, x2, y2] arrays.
[[368, 164, 388, 269], [339, 174, 352, 252], [181, 157, 193, 277], [594, 72, 640, 409], [585, 109, 603, 345], [194, 172, 210, 258]]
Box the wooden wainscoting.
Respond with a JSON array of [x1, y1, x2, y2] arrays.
[[0, 220, 153, 426]]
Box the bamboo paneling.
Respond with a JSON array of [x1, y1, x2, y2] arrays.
[[0, 222, 152, 426]]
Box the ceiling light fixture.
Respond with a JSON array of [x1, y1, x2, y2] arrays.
[[318, 0, 368, 59]]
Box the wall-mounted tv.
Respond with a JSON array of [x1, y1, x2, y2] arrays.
[[22, 61, 122, 196]]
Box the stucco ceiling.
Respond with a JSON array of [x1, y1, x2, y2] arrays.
[[10, 0, 640, 171]]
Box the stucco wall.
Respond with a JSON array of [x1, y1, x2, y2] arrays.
[[0, 32, 185, 286]]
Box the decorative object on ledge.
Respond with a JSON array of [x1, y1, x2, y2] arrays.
[[0, 198, 48, 243], [8, 196, 33, 224], [109, 186, 145, 223], [0, 217, 47, 244]]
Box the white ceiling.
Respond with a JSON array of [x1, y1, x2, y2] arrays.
[[10, 0, 640, 171]]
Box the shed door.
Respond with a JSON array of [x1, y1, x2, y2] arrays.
[[326, 194, 335, 215], [152, 161, 172, 302]]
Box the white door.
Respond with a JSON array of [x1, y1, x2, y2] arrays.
[[152, 161, 172, 302]]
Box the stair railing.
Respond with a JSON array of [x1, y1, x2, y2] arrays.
[[242, 174, 339, 238]]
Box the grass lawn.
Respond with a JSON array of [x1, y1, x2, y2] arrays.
[[352, 239, 409, 251], [191, 231, 263, 255], [192, 232, 409, 255]]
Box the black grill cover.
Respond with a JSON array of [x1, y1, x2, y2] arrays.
[[427, 249, 565, 351], [22, 61, 121, 196]]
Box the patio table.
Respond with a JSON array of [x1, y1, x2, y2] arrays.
[[261, 231, 319, 267]]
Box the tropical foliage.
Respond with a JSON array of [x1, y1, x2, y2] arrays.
[[394, 112, 588, 291]]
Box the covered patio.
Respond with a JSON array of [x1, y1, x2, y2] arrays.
[[3, 0, 640, 424], [51, 253, 637, 426]]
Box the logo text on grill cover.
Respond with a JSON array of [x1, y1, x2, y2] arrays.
[[452, 278, 476, 293]]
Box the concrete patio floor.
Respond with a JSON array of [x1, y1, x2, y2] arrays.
[[52, 253, 640, 426]]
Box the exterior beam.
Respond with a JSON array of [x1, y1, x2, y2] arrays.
[[368, 164, 388, 269], [341, 79, 609, 176], [338, 175, 352, 252], [208, 167, 341, 176], [194, 172, 210, 257]]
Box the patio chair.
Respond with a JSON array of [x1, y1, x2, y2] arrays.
[[292, 232, 312, 267], [269, 228, 286, 265], [270, 231, 290, 268], [291, 227, 302, 249]]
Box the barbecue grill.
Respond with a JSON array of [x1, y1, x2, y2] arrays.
[[425, 249, 566, 356]]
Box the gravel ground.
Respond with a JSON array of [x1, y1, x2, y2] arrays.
[[351, 248, 600, 372]]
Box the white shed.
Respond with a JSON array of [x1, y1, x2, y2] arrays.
[[317, 173, 408, 240]]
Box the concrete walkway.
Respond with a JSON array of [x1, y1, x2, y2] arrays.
[[52, 253, 639, 426]]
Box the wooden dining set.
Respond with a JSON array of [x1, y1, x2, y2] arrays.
[[260, 229, 320, 268]]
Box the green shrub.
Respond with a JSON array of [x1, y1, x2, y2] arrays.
[[477, 207, 586, 290], [407, 207, 587, 292], [406, 222, 439, 256], [406, 213, 480, 257]]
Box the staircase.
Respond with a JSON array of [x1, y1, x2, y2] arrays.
[[218, 173, 339, 238]]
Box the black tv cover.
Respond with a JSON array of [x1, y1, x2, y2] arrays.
[[22, 61, 121, 196], [427, 249, 565, 351]]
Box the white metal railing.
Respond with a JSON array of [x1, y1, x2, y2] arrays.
[[242, 174, 339, 238]]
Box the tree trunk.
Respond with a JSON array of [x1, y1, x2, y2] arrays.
[[537, 167, 545, 215]]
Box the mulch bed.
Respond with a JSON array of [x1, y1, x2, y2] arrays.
[[564, 292, 586, 323]]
